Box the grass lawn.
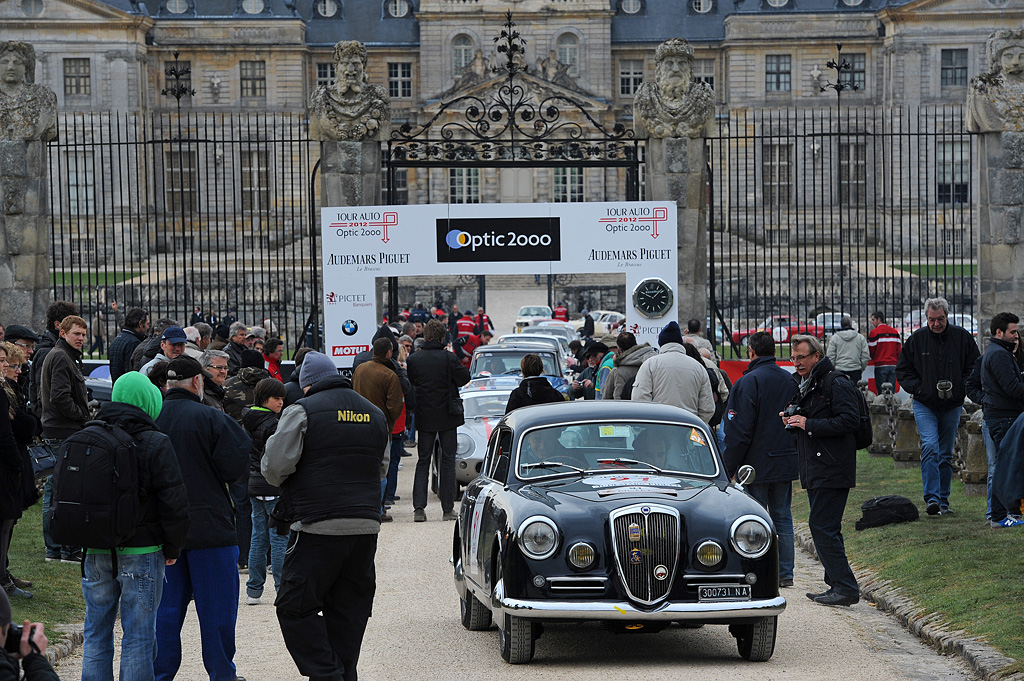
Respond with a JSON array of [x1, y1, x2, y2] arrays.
[[5, 501, 86, 633], [51, 271, 140, 287], [894, 263, 977, 278], [793, 451, 1024, 674]]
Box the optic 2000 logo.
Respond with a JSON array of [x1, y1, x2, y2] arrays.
[[437, 217, 560, 263]]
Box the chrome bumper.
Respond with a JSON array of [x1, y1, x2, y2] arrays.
[[492, 578, 785, 621]]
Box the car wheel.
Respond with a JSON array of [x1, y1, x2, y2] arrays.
[[733, 616, 777, 661], [461, 589, 492, 631], [499, 612, 536, 664]]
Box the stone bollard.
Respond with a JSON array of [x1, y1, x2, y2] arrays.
[[891, 397, 921, 469], [867, 392, 893, 457], [961, 408, 988, 497]]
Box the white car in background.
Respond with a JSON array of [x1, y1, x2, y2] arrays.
[[496, 332, 572, 367], [514, 305, 553, 332], [571, 309, 624, 336]]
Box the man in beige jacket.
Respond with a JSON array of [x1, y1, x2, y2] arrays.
[[632, 321, 715, 422]]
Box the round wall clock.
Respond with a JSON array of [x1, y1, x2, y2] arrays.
[[632, 277, 674, 319]]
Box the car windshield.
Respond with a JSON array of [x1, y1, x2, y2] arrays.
[[471, 350, 559, 376], [464, 392, 512, 418], [519, 306, 552, 317], [517, 422, 718, 479]]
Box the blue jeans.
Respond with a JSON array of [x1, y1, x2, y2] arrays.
[[406, 413, 416, 442], [384, 437, 403, 503], [41, 475, 58, 554], [747, 482, 794, 581], [82, 551, 165, 681], [913, 401, 962, 507], [230, 481, 251, 567], [874, 365, 896, 393], [985, 416, 1017, 522], [155, 546, 239, 681], [247, 498, 288, 599]]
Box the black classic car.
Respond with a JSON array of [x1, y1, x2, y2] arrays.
[[453, 401, 786, 664]]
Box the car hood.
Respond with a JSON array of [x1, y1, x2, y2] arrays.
[[526, 473, 716, 504]]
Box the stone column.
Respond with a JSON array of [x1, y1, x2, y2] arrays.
[[0, 41, 58, 331], [634, 38, 714, 325], [967, 30, 1024, 322]]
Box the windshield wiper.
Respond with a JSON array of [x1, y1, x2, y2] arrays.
[[596, 458, 664, 473], [521, 461, 584, 474]]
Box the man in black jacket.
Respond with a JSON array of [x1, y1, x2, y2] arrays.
[[153, 357, 250, 681], [0, 588, 58, 681], [895, 297, 979, 516], [28, 300, 78, 414], [722, 331, 798, 587], [406, 320, 470, 522], [783, 334, 860, 607], [107, 307, 150, 382], [81, 372, 190, 681], [263, 351, 388, 681]]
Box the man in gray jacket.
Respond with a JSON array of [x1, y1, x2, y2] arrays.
[[602, 332, 656, 400], [826, 317, 869, 383], [632, 321, 715, 422]]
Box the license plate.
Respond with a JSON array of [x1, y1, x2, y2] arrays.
[[697, 585, 751, 602]]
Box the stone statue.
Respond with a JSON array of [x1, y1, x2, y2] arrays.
[[309, 41, 391, 142], [634, 38, 713, 139], [967, 29, 1024, 133], [443, 49, 492, 97], [0, 41, 57, 143], [536, 51, 578, 91]]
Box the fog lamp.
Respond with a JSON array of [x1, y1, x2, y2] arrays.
[[567, 542, 595, 569], [696, 540, 724, 568]]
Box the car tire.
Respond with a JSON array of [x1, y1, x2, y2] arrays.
[[460, 590, 492, 631], [499, 612, 536, 664], [733, 616, 777, 662]]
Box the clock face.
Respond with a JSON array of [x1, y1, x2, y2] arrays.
[[632, 278, 674, 319]]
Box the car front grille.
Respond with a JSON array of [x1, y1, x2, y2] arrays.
[[609, 504, 681, 605]]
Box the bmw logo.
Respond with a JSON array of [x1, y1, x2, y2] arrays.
[[342, 319, 358, 336]]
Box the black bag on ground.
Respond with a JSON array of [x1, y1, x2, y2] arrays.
[[49, 420, 141, 549], [855, 495, 919, 530]]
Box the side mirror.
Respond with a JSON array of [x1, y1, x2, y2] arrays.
[[736, 465, 756, 486]]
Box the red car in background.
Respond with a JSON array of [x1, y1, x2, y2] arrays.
[[730, 315, 825, 346]]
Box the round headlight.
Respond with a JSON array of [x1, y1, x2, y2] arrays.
[[730, 516, 772, 559], [518, 516, 559, 560], [567, 542, 595, 569], [695, 540, 724, 567], [456, 432, 475, 457]]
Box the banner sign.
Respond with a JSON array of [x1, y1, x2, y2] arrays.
[[322, 202, 678, 368]]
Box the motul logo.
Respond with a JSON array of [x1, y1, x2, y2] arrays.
[[332, 345, 369, 357]]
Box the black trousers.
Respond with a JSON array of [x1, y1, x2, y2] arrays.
[[413, 429, 457, 513], [806, 487, 859, 597], [276, 532, 377, 681]]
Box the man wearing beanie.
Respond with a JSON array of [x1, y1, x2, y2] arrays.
[[154, 357, 250, 681], [0, 586, 58, 679], [633, 321, 716, 422], [263, 351, 388, 681], [81, 372, 190, 681]]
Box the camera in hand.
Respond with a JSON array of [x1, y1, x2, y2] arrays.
[[783, 404, 803, 430], [3, 623, 34, 655]]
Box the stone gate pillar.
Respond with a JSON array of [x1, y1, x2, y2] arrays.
[[967, 30, 1024, 322], [634, 38, 713, 325], [0, 41, 57, 331]]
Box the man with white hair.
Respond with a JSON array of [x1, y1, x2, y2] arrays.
[[183, 326, 203, 360], [225, 322, 248, 377], [896, 298, 979, 516]]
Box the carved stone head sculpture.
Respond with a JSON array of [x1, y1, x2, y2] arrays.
[[0, 41, 57, 142], [309, 40, 391, 142], [966, 29, 1024, 133], [634, 38, 713, 139]]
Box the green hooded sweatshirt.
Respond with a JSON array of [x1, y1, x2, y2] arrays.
[[112, 370, 163, 421]]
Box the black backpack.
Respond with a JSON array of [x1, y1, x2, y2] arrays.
[[49, 420, 141, 550], [855, 495, 919, 530], [825, 371, 873, 450], [619, 374, 636, 400]]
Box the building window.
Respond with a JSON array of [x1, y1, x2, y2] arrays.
[[762, 142, 792, 206], [164, 60, 192, 105], [316, 62, 335, 88], [557, 34, 579, 77], [938, 141, 969, 204], [765, 54, 791, 92], [165, 0, 188, 13], [553, 167, 584, 203], [453, 35, 474, 74], [21, 0, 44, 16], [694, 58, 715, 88], [387, 0, 409, 16], [63, 58, 91, 97], [164, 150, 198, 213], [692, 0, 712, 12], [449, 168, 480, 204], [240, 61, 266, 99], [388, 62, 412, 99], [67, 151, 95, 215], [943, 229, 965, 257], [241, 149, 271, 213], [941, 49, 968, 88], [69, 237, 97, 267], [766, 0, 787, 7], [842, 53, 866, 90], [241, 0, 264, 13], [842, 0, 863, 6], [316, 0, 337, 16], [619, 59, 644, 96], [839, 142, 867, 204], [620, 0, 642, 12], [382, 167, 409, 205]]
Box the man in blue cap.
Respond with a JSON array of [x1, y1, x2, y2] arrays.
[[141, 326, 188, 377]]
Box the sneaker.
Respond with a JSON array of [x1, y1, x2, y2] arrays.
[[779, 578, 794, 588], [44, 552, 61, 562], [404, 439, 417, 448], [391, 496, 401, 501], [413, 509, 427, 523], [938, 506, 955, 516], [61, 550, 84, 564], [246, 596, 261, 606], [9, 575, 32, 589], [4, 585, 32, 599], [381, 511, 394, 523], [991, 517, 1024, 528], [926, 501, 940, 516], [442, 511, 458, 521]]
